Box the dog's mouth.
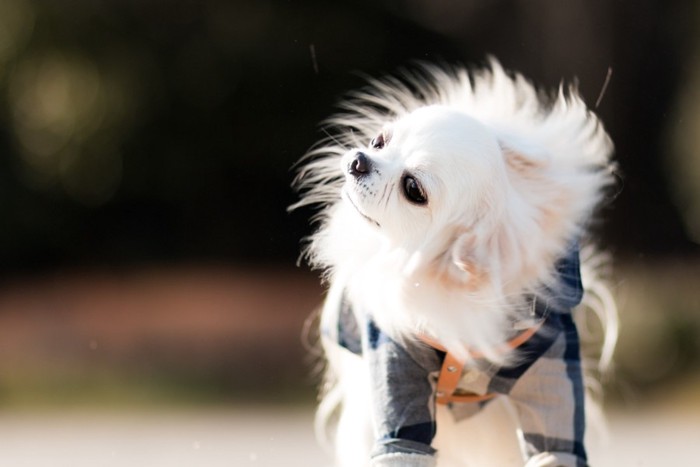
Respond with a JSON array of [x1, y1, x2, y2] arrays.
[[342, 189, 380, 227]]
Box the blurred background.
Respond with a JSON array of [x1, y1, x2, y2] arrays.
[[0, 0, 698, 465]]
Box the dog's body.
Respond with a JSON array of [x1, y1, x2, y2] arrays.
[[293, 61, 616, 467]]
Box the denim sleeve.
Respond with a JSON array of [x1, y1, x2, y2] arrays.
[[363, 318, 441, 461], [551, 245, 584, 310]]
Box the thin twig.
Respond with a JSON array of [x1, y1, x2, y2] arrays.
[[595, 67, 613, 109], [310, 43, 319, 75]]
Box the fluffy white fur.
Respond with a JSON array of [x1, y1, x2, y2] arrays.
[[292, 60, 616, 466]]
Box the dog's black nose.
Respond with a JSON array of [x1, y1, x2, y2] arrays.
[[349, 152, 371, 177]]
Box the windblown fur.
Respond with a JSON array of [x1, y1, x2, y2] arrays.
[[292, 59, 617, 466], [294, 60, 614, 357]]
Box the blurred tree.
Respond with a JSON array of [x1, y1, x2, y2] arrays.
[[0, 0, 696, 276], [668, 2, 700, 246]]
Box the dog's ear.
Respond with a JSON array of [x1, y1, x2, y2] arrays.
[[503, 147, 545, 174], [499, 138, 550, 178], [449, 231, 492, 289], [403, 229, 492, 289]]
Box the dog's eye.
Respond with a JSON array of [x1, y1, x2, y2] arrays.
[[402, 175, 427, 205], [370, 133, 385, 150]]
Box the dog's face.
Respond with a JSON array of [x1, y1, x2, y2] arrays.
[[340, 106, 509, 255]]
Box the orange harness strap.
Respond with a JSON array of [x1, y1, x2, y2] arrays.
[[420, 323, 543, 404]]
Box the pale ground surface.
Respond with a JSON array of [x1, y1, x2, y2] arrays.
[[0, 406, 698, 467]]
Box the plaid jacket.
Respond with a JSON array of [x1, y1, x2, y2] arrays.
[[324, 249, 587, 467]]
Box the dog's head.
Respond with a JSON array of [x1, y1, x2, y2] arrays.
[[340, 105, 551, 288], [341, 105, 505, 237]]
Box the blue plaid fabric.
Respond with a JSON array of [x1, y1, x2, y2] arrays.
[[324, 249, 588, 466]]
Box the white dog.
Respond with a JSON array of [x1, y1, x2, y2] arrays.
[[292, 60, 617, 467]]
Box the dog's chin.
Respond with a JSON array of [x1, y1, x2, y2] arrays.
[[342, 188, 381, 227]]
